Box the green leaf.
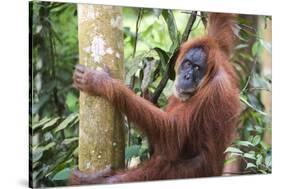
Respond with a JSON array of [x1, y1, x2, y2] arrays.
[[32, 142, 55, 162], [235, 44, 248, 50], [243, 153, 256, 160], [66, 92, 78, 112], [246, 163, 256, 169], [125, 56, 143, 82], [236, 141, 254, 147], [152, 9, 162, 18], [251, 73, 271, 91], [62, 137, 78, 145], [229, 152, 243, 158], [140, 24, 154, 39], [252, 41, 261, 56], [254, 125, 265, 134], [259, 170, 267, 174], [265, 155, 272, 168], [252, 135, 261, 146], [153, 47, 169, 66], [44, 132, 53, 141], [52, 168, 71, 181], [239, 52, 254, 62], [256, 154, 263, 166], [162, 10, 180, 51], [46, 158, 73, 178], [236, 27, 250, 41], [125, 145, 141, 160], [260, 141, 269, 150], [55, 113, 78, 132], [259, 39, 272, 54], [32, 169, 42, 181], [42, 117, 60, 130], [225, 147, 243, 154], [240, 96, 267, 116], [249, 151, 256, 155], [153, 47, 177, 80], [139, 146, 149, 156], [32, 117, 51, 131], [31, 94, 50, 115], [50, 26, 63, 45], [43, 142, 56, 151], [72, 147, 78, 157], [32, 149, 43, 162], [162, 10, 178, 39]]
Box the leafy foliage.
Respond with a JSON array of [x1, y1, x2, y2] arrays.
[[30, 2, 79, 187], [30, 2, 272, 187], [225, 15, 272, 174]]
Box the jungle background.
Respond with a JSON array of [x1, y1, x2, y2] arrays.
[[29, 1, 272, 187]]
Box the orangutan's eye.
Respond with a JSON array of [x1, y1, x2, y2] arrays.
[[182, 60, 191, 70], [194, 65, 200, 71]]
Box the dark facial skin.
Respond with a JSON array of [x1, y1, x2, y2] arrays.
[[175, 47, 207, 99]]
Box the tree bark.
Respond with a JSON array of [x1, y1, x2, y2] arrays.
[[77, 4, 125, 172]]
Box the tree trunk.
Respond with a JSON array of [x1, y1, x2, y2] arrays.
[[77, 4, 125, 172], [260, 17, 271, 147]]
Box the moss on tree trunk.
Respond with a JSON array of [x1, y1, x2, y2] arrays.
[[77, 4, 125, 172]]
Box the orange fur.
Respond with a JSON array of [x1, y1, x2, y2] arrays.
[[71, 13, 240, 184]]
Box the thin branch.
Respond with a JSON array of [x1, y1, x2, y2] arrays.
[[190, 19, 202, 32], [132, 8, 143, 58], [240, 97, 267, 116], [240, 55, 258, 94], [248, 87, 271, 92], [129, 8, 143, 90], [238, 23, 257, 33], [181, 11, 198, 42], [200, 12, 208, 29], [150, 11, 198, 104], [127, 8, 144, 151], [150, 51, 179, 104]]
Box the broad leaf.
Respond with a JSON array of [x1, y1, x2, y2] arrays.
[[225, 147, 243, 154], [62, 137, 78, 145], [55, 113, 78, 132], [243, 153, 256, 160], [52, 168, 71, 181], [252, 135, 261, 146], [246, 163, 256, 169], [42, 117, 60, 130], [236, 141, 254, 147], [125, 145, 141, 160]]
